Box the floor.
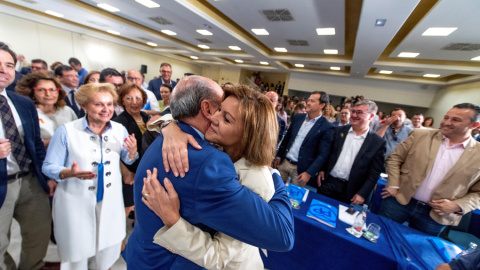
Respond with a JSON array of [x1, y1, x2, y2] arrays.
[[7, 218, 134, 270]]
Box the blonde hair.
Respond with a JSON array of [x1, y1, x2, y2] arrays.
[[225, 85, 278, 166], [323, 104, 337, 118], [75, 83, 118, 106]]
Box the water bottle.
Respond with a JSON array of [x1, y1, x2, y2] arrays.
[[455, 242, 477, 259], [351, 204, 368, 237]]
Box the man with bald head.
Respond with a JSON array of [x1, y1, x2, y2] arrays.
[[126, 69, 160, 115], [125, 76, 294, 269], [265, 91, 286, 144]]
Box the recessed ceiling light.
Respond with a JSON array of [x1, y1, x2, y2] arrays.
[[324, 49, 338, 54], [97, 3, 119, 12], [379, 70, 393, 74], [135, 0, 160, 8], [471, 56, 480, 61], [422, 27, 457, 36], [260, 61, 269, 65], [229, 46, 241, 51], [423, 74, 440, 78], [197, 29, 213, 36], [234, 59, 243, 63], [316, 28, 335, 35], [375, 19, 387, 26], [274, 47, 287, 52], [147, 42, 157, 47], [161, 30, 177, 36], [45, 10, 64, 17], [107, 30, 120, 35], [294, 64, 304, 68], [198, 44, 210, 49], [330, 66, 341, 70], [398, 52, 419, 58], [190, 56, 199, 60], [251, 28, 269, 35]]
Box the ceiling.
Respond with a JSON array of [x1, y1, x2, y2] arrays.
[[2, 0, 480, 85]]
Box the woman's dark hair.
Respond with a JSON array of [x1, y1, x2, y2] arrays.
[[161, 83, 173, 92]]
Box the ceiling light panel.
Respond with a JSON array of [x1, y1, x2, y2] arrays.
[[147, 42, 157, 46], [274, 47, 287, 52], [190, 56, 199, 59], [472, 56, 480, 61], [316, 28, 335, 35], [135, 0, 160, 8], [97, 3, 119, 12], [107, 30, 120, 35], [375, 19, 387, 26], [45, 10, 64, 17], [422, 27, 457, 36], [161, 30, 177, 36], [295, 64, 304, 68], [398, 52, 419, 58], [234, 59, 243, 63], [229, 46, 241, 51], [379, 70, 392, 74], [423, 74, 440, 78], [324, 49, 338, 54], [198, 45, 210, 49], [252, 29, 269, 35], [260, 61, 269, 65], [330, 67, 340, 70], [197, 29, 213, 35]]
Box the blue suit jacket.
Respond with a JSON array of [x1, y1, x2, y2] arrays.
[[322, 125, 386, 200], [124, 122, 294, 269], [0, 91, 48, 207], [276, 113, 334, 188], [147, 78, 177, 100]]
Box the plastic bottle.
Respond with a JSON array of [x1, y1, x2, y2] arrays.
[[351, 204, 368, 237], [455, 242, 477, 259]]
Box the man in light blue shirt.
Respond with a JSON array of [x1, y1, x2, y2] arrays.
[[376, 108, 412, 158]]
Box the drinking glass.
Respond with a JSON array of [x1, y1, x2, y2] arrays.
[[364, 223, 381, 242]]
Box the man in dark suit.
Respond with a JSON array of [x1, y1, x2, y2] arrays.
[[317, 100, 386, 205], [0, 42, 53, 270], [148, 62, 177, 100], [274, 91, 334, 188], [55, 65, 85, 117], [125, 75, 294, 269]]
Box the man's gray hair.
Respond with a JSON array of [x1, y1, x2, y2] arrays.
[[170, 76, 219, 120], [355, 99, 378, 115]]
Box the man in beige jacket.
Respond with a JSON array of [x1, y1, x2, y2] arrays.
[[380, 103, 480, 236]]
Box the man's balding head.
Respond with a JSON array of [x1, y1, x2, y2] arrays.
[[265, 91, 279, 107], [126, 69, 143, 87]]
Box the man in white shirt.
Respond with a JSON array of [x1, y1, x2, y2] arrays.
[[317, 100, 386, 204], [411, 113, 425, 129]]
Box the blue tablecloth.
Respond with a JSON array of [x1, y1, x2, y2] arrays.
[[262, 190, 457, 270]]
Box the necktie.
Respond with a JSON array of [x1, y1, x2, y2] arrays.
[[0, 95, 31, 172], [69, 90, 80, 116]]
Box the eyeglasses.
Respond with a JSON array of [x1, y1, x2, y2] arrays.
[[62, 74, 78, 79], [31, 66, 43, 70], [124, 96, 143, 102], [112, 83, 122, 88], [33, 87, 59, 93], [127, 77, 142, 82], [351, 110, 369, 115]]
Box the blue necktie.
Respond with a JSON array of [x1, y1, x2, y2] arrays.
[[97, 162, 104, 202], [69, 90, 80, 116]]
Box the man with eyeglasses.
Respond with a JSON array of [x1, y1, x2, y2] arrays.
[[274, 91, 334, 188], [126, 69, 160, 116], [100, 68, 124, 117], [55, 65, 84, 118], [148, 63, 177, 101], [317, 100, 385, 204], [376, 108, 412, 158], [30, 59, 48, 74]]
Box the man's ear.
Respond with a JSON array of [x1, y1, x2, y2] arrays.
[[200, 100, 214, 119]]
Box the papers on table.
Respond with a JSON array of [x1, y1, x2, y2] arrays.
[[338, 205, 358, 226], [307, 199, 338, 228]]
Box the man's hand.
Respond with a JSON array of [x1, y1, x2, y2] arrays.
[[142, 168, 180, 228], [381, 187, 398, 199], [162, 123, 201, 178], [429, 199, 461, 215], [123, 171, 135, 185], [273, 159, 281, 169], [350, 194, 365, 205], [297, 172, 310, 185], [0, 139, 11, 159], [47, 179, 57, 197], [317, 171, 325, 187], [384, 115, 399, 126]]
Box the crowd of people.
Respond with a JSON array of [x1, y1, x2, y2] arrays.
[[1, 40, 480, 270]]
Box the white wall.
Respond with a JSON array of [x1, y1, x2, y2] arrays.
[[201, 64, 241, 85], [0, 13, 201, 82], [288, 72, 439, 108]]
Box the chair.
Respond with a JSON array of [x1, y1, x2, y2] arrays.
[[439, 212, 480, 249]]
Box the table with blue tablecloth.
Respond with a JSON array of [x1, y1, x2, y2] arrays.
[[262, 188, 460, 270]]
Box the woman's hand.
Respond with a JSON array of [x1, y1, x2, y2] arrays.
[[47, 179, 57, 197], [123, 134, 137, 159], [61, 161, 96, 180], [142, 168, 180, 228], [162, 123, 202, 178], [123, 170, 135, 185]]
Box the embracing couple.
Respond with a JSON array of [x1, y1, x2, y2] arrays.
[[124, 75, 295, 269]]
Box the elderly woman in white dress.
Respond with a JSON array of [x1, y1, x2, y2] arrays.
[[42, 83, 138, 270]]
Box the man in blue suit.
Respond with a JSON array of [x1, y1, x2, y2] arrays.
[[274, 91, 334, 188], [0, 42, 53, 270], [148, 62, 177, 100], [125, 76, 294, 269]]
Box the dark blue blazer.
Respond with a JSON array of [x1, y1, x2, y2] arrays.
[[323, 125, 386, 200], [64, 96, 85, 118], [124, 122, 294, 269], [276, 113, 334, 188], [147, 78, 177, 100], [277, 115, 286, 143], [0, 91, 48, 207]]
